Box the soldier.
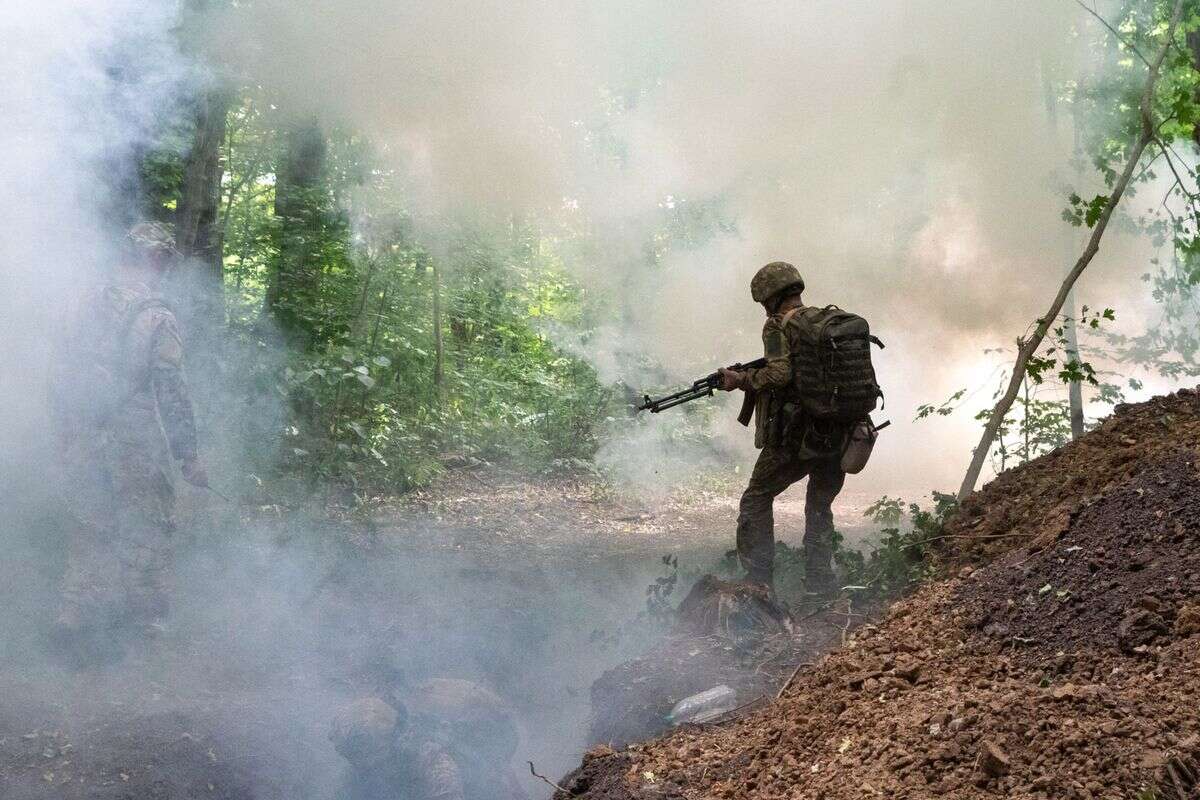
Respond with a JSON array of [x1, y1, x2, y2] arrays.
[[330, 682, 528, 800], [717, 262, 846, 595], [331, 697, 466, 800], [50, 222, 208, 654]]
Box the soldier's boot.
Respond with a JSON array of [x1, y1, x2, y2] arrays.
[[802, 541, 838, 600]]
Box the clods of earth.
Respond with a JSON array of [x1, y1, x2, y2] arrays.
[[590, 576, 875, 748], [557, 387, 1200, 800]]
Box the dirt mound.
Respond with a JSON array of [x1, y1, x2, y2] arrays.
[[959, 452, 1200, 655], [947, 387, 1200, 560], [557, 388, 1200, 800]]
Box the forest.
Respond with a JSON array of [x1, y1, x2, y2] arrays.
[[2, 1, 1200, 799]]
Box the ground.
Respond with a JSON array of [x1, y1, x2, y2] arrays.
[[0, 466, 880, 799]]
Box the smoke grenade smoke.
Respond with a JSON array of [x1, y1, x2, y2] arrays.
[[209, 0, 1186, 493]]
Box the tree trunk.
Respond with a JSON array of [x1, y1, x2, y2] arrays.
[[958, 0, 1183, 503], [432, 263, 445, 391], [175, 88, 231, 323], [1063, 289, 1086, 439], [266, 119, 327, 344]]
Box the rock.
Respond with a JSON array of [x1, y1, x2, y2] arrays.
[[893, 658, 922, 683], [1046, 683, 1104, 702], [978, 740, 1011, 778], [1174, 604, 1200, 637], [958, 566, 975, 580], [1117, 609, 1169, 653]]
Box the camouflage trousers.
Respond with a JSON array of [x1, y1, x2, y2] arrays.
[[60, 444, 175, 629], [736, 446, 846, 589]]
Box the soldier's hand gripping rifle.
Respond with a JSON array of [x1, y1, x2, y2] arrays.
[[638, 358, 767, 414]]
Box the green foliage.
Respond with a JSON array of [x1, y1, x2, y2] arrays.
[[835, 492, 957, 598], [914, 389, 965, 421], [137, 87, 631, 500], [1062, 192, 1111, 228]]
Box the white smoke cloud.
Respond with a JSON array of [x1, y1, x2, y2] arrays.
[[211, 0, 1176, 495], [0, 0, 190, 462]]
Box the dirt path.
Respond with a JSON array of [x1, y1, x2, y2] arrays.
[[373, 467, 880, 558]]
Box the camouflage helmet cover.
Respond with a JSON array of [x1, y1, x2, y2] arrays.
[[127, 221, 177, 255], [329, 697, 398, 766], [750, 261, 805, 303]]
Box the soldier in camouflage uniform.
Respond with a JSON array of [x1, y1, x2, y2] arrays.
[[50, 222, 208, 650], [332, 697, 467, 800], [717, 262, 846, 595], [330, 683, 528, 800]]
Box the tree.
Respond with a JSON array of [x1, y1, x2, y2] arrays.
[[958, 0, 1186, 502], [175, 88, 231, 322], [266, 119, 330, 344]]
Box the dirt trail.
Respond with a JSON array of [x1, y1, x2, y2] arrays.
[[554, 386, 1200, 800]]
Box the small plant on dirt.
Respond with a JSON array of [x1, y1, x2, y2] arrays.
[[645, 554, 680, 625], [835, 492, 957, 598]]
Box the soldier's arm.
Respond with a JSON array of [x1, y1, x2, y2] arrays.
[[148, 313, 199, 463], [743, 317, 791, 390]]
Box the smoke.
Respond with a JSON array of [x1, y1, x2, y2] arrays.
[[208, 0, 1185, 495], [0, 0, 186, 460], [0, 1, 1190, 796]]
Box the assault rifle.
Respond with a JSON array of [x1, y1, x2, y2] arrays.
[[638, 358, 767, 416]]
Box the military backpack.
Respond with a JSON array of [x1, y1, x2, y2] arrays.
[[781, 305, 884, 424]]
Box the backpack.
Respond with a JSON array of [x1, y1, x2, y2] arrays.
[[782, 305, 884, 424]]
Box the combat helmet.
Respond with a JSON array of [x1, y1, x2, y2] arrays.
[[126, 221, 177, 255], [750, 261, 805, 304], [330, 697, 399, 767]]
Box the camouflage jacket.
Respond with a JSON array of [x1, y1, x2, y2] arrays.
[[52, 281, 197, 469], [340, 739, 465, 800], [741, 307, 800, 449]]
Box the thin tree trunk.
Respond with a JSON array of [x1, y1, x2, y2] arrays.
[[432, 263, 444, 392], [359, 283, 391, 414], [1064, 290, 1086, 438], [958, 0, 1183, 502], [176, 89, 231, 313], [266, 119, 327, 344]]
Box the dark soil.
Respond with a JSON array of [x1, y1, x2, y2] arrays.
[[0, 710, 258, 800], [946, 387, 1200, 561], [555, 747, 643, 800], [959, 452, 1200, 655], [555, 387, 1200, 800]]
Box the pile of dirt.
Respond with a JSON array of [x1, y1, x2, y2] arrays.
[[557, 387, 1200, 800], [958, 452, 1200, 655], [946, 387, 1200, 560]]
